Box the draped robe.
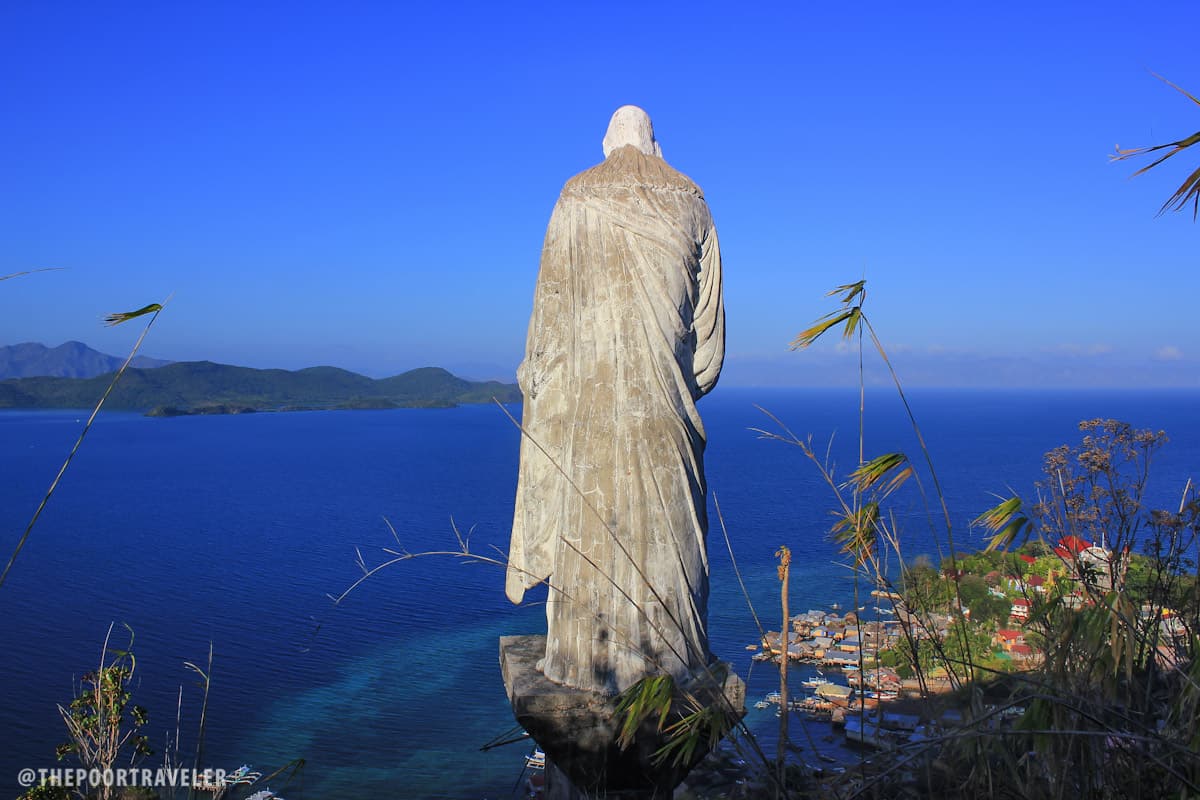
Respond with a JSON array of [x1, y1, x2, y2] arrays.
[[506, 145, 725, 693]]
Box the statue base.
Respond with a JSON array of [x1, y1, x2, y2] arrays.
[[499, 634, 745, 799]]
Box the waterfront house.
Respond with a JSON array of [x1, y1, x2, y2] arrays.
[[815, 683, 853, 702], [825, 649, 861, 667], [810, 636, 835, 657]]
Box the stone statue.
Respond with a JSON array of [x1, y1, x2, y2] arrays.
[[506, 105, 725, 695]]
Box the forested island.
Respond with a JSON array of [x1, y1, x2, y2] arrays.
[[0, 361, 520, 415]]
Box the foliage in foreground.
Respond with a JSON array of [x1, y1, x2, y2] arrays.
[[745, 280, 1200, 800], [1113, 73, 1200, 219], [20, 627, 301, 800]]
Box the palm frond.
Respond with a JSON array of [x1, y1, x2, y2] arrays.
[[614, 674, 676, 750], [1112, 74, 1200, 219]]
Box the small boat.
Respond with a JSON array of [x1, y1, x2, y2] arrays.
[[754, 700, 770, 709], [525, 748, 546, 770], [802, 676, 833, 689]]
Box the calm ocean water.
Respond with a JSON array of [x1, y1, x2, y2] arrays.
[[1, 387, 1197, 798]]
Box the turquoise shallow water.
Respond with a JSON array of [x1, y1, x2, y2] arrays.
[[1, 388, 1197, 798]]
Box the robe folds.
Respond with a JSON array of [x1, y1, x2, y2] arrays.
[[506, 145, 725, 693]]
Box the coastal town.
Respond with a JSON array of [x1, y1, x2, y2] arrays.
[[747, 534, 1192, 750]]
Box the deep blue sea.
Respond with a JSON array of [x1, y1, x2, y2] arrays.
[[1, 388, 1197, 798]]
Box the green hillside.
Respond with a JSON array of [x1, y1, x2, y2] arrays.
[[0, 361, 520, 414]]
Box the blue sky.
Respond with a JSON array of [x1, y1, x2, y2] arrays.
[[2, 1, 1196, 388]]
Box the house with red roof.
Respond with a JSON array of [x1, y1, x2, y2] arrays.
[[1010, 643, 1036, 662], [994, 629, 1026, 651], [1053, 535, 1093, 559], [1010, 598, 1033, 621]]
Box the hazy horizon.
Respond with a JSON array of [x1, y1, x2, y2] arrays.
[[7, 336, 1200, 391]]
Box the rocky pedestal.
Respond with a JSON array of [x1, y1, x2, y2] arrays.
[[500, 635, 745, 799]]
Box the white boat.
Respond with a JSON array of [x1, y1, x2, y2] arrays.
[[525, 748, 546, 770], [802, 676, 833, 689]]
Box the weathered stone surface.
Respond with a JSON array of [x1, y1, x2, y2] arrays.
[[505, 105, 726, 694], [500, 635, 745, 799]]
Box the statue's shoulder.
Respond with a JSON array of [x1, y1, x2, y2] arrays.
[[564, 147, 704, 199]]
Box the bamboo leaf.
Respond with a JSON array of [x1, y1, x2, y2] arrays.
[[827, 280, 866, 305], [973, 495, 1032, 551], [792, 280, 869, 349], [831, 502, 879, 565], [842, 307, 861, 340], [790, 309, 852, 349], [104, 303, 163, 326], [1158, 162, 1200, 220], [849, 452, 912, 496]]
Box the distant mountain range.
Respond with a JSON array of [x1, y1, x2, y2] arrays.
[[0, 341, 172, 379], [0, 343, 520, 414]]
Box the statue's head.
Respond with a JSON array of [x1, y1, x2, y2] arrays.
[[602, 105, 662, 159]]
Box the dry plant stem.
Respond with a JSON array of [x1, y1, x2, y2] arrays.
[[795, 282, 976, 680], [860, 315, 975, 679], [58, 623, 138, 800], [184, 643, 213, 800], [332, 523, 688, 677], [776, 545, 790, 796], [714, 494, 767, 643], [0, 267, 65, 281], [0, 302, 165, 589]]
